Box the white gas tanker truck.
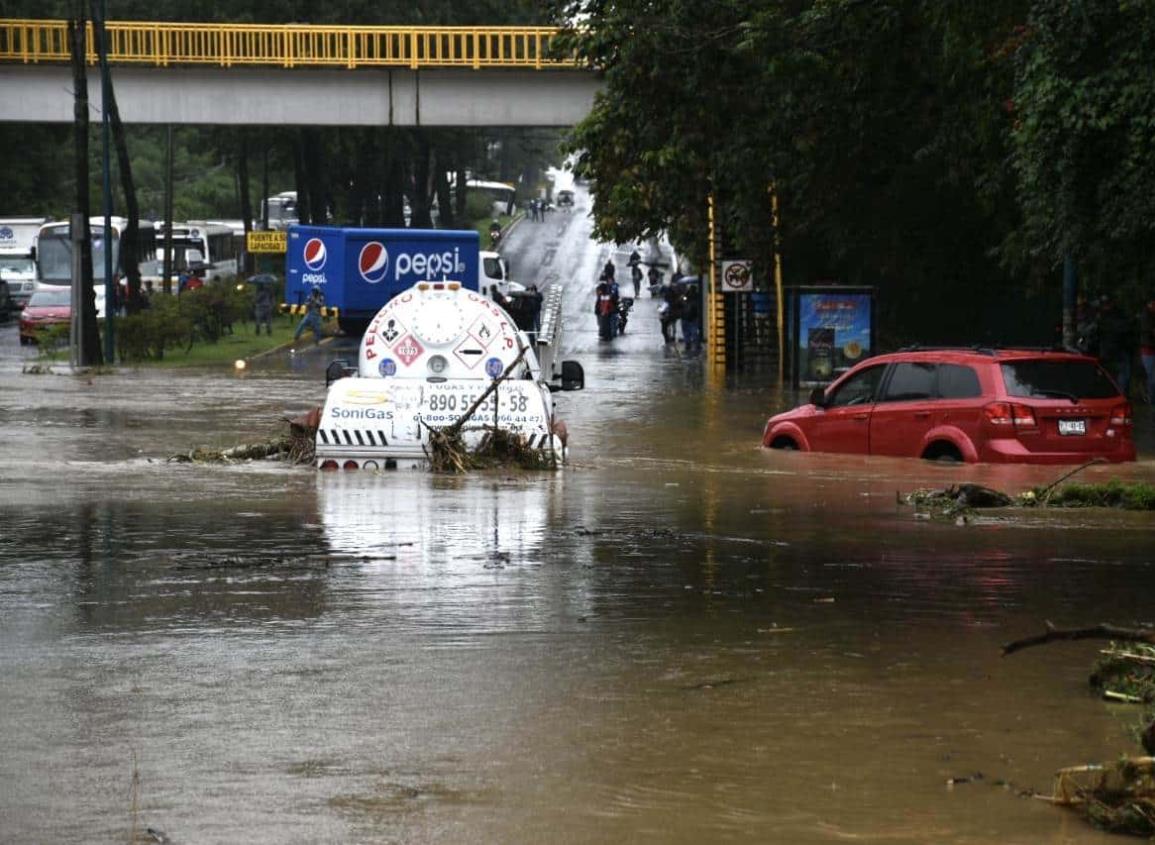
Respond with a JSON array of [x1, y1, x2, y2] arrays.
[[314, 281, 582, 470]]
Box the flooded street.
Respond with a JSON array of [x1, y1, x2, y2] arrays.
[[2, 195, 1154, 844]]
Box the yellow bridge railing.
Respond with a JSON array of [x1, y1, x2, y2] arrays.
[[0, 18, 568, 70]]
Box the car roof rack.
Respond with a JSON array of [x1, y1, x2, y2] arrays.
[[896, 343, 1084, 356], [896, 344, 996, 356]]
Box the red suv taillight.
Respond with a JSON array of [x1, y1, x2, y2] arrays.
[[1110, 403, 1133, 426], [984, 401, 1037, 430]]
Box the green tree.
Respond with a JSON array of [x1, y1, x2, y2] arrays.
[[555, 1, 1061, 345], [1011, 0, 1155, 304]]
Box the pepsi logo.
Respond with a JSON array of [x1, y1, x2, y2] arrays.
[[358, 242, 390, 285], [303, 238, 327, 272]]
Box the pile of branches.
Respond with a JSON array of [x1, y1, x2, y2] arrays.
[[1005, 623, 1155, 836], [425, 425, 556, 473], [1048, 758, 1155, 837], [168, 410, 318, 465], [903, 462, 1155, 520], [1092, 643, 1155, 706], [422, 348, 558, 474]]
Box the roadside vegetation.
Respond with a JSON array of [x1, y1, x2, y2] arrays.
[[33, 282, 320, 367]]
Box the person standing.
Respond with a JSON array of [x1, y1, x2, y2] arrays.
[[1097, 295, 1134, 396], [1140, 299, 1155, 403], [595, 279, 616, 340], [526, 284, 544, 335], [680, 284, 702, 353], [254, 283, 274, 336], [607, 275, 621, 337], [293, 286, 326, 345], [660, 281, 681, 343]]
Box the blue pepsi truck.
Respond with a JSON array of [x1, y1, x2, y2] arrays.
[[285, 225, 503, 335]]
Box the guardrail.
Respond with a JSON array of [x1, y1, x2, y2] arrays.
[[0, 18, 568, 70]]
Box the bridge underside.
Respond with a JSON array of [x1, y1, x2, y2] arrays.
[[0, 65, 599, 126]]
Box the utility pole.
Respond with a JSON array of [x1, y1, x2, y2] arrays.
[[1062, 256, 1077, 349], [69, 9, 100, 367], [95, 0, 115, 363], [162, 125, 174, 294]]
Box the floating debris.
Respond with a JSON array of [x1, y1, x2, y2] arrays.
[[1005, 623, 1155, 835], [169, 412, 317, 465], [1091, 643, 1155, 707], [902, 477, 1155, 521], [1044, 757, 1155, 837]]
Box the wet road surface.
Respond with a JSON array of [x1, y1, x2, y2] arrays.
[[2, 191, 1155, 843]]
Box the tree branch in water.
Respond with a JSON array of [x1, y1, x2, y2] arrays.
[[1002, 621, 1155, 656]]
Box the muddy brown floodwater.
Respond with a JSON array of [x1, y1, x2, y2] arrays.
[[3, 223, 1155, 843]]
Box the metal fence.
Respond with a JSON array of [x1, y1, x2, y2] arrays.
[[0, 18, 567, 70]]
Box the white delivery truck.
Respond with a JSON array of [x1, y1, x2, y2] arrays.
[[0, 217, 49, 310]]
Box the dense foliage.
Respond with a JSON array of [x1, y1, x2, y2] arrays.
[[555, 0, 1155, 345]]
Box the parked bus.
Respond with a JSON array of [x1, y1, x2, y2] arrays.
[[35, 216, 157, 289], [154, 221, 241, 283], [448, 179, 517, 218]]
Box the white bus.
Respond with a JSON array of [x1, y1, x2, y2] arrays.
[[448, 179, 517, 218], [35, 216, 157, 290], [154, 221, 241, 283]]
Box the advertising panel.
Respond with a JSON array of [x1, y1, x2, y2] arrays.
[[789, 287, 874, 387], [284, 225, 481, 322]]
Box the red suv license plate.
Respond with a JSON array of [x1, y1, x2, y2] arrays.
[[1058, 419, 1086, 436]]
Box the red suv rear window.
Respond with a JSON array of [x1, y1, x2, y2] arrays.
[[1000, 359, 1119, 400]]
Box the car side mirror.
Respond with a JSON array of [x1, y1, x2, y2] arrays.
[[809, 387, 827, 408], [561, 360, 585, 391]]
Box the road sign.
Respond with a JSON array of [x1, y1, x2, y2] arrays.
[[247, 230, 287, 253], [721, 259, 753, 292]]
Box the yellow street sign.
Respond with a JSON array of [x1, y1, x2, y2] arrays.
[[247, 230, 287, 253]]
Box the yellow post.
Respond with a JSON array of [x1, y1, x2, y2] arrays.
[[707, 194, 725, 371], [771, 185, 785, 384]]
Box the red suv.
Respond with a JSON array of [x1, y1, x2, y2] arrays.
[[762, 348, 1135, 463]]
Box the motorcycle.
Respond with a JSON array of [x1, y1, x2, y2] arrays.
[[617, 296, 634, 335], [488, 222, 502, 249]]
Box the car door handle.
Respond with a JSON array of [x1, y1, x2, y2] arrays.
[[913, 411, 931, 419], [852, 413, 868, 421]]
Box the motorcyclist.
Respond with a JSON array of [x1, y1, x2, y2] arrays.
[[602, 259, 616, 284], [488, 218, 502, 248], [647, 264, 662, 296], [595, 277, 616, 340]]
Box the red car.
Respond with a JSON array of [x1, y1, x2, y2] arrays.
[[18, 287, 71, 345], [762, 348, 1135, 464]]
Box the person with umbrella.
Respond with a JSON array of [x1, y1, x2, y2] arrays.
[[249, 274, 276, 336]]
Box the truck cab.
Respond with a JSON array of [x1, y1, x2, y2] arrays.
[[480, 250, 523, 297]]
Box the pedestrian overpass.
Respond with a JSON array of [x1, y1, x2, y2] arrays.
[[0, 19, 600, 126]]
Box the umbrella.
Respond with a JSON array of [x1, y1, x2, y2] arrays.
[[246, 273, 278, 285]]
